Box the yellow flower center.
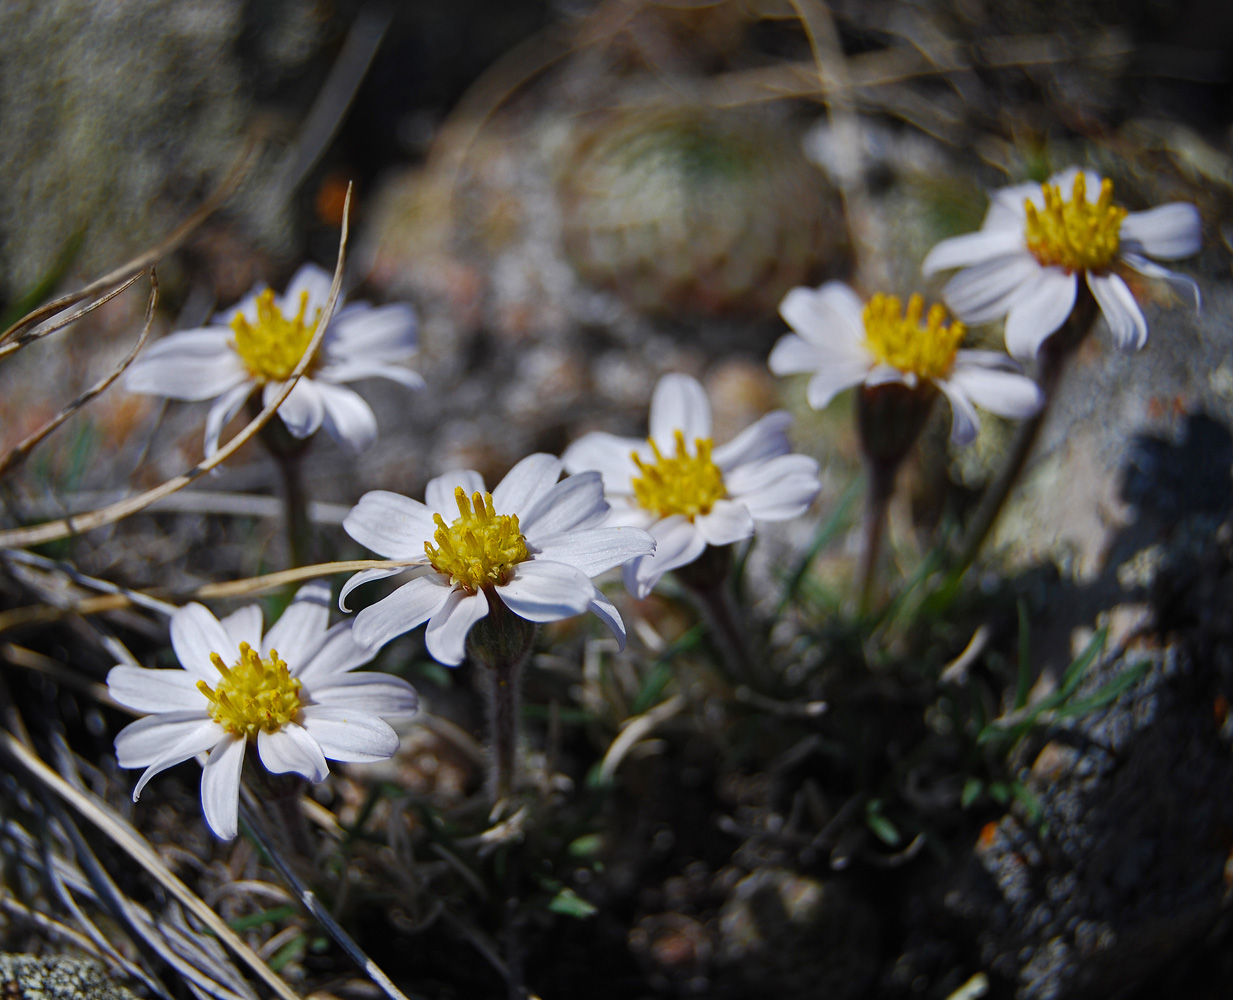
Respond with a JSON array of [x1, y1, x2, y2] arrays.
[[1023, 173, 1127, 272], [631, 430, 727, 520], [424, 488, 530, 592], [863, 293, 965, 381], [196, 642, 302, 738], [230, 289, 321, 382]]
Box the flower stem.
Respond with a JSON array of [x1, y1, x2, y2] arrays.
[[467, 594, 537, 804], [675, 545, 763, 687], [951, 286, 1099, 577], [854, 383, 934, 617], [251, 400, 316, 568], [856, 455, 897, 617], [245, 761, 314, 858]]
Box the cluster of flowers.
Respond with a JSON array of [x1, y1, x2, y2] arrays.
[[112, 167, 1199, 838]]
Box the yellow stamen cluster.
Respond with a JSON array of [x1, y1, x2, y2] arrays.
[[230, 289, 321, 382], [424, 488, 530, 592], [197, 643, 302, 738], [1023, 173, 1127, 273], [863, 293, 965, 381], [631, 431, 727, 520]]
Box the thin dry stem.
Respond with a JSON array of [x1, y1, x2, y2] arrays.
[[0, 269, 148, 361], [0, 731, 303, 1000], [0, 185, 353, 550], [0, 273, 159, 479]]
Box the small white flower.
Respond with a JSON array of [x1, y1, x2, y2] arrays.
[[561, 373, 821, 599], [769, 282, 1043, 445], [107, 582, 418, 840], [922, 167, 1201, 359], [341, 454, 656, 666], [125, 263, 423, 455]]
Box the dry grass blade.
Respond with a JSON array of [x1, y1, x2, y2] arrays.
[[0, 557, 419, 634], [0, 134, 258, 346], [0, 186, 353, 550], [0, 731, 302, 1000], [0, 269, 148, 361], [239, 798, 415, 1000], [0, 273, 158, 478]]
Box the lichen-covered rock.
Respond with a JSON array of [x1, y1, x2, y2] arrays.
[[0, 955, 137, 1000]]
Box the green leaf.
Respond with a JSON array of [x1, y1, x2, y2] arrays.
[[1054, 660, 1151, 718], [865, 801, 901, 846], [548, 888, 597, 919], [568, 833, 604, 859], [961, 777, 983, 809], [226, 905, 297, 933], [1058, 627, 1108, 701]]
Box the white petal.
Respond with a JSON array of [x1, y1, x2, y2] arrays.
[[623, 516, 708, 599], [921, 228, 1026, 275], [299, 706, 399, 762], [353, 574, 454, 650], [778, 282, 866, 347], [588, 592, 627, 649], [262, 581, 331, 666], [934, 378, 981, 446], [114, 712, 218, 769], [941, 253, 1041, 325], [295, 621, 380, 687], [107, 666, 206, 714], [125, 331, 248, 401], [339, 565, 417, 612], [220, 606, 263, 651], [712, 411, 792, 471], [310, 673, 419, 717], [203, 383, 254, 459], [561, 432, 644, 494], [257, 724, 329, 783], [520, 471, 609, 538], [805, 362, 870, 410], [725, 453, 819, 495], [947, 362, 1044, 420], [316, 359, 425, 390], [736, 472, 821, 522], [767, 334, 822, 375], [170, 603, 234, 681], [984, 181, 1042, 229], [498, 561, 595, 623], [424, 589, 490, 666], [315, 382, 378, 453], [694, 500, 755, 546], [1119, 203, 1201, 260], [649, 374, 712, 452], [130, 721, 224, 800], [266, 379, 325, 439], [200, 734, 246, 840], [280, 263, 335, 317], [344, 491, 437, 558], [425, 470, 487, 516], [864, 363, 913, 388], [491, 453, 563, 516], [1121, 253, 1201, 310], [1087, 272, 1148, 351], [324, 302, 417, 359], [532, 526, 656, 577], [1004, 267, 1078, 359]]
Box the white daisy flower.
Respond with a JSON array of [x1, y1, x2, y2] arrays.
[[124, 263, 423, 456], [769, 282, 1043, 446], [561, 373, 821, 600], [107, 582, 418, 840], [340, 454, 656, 666], [921, 167, 1201, 359]]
